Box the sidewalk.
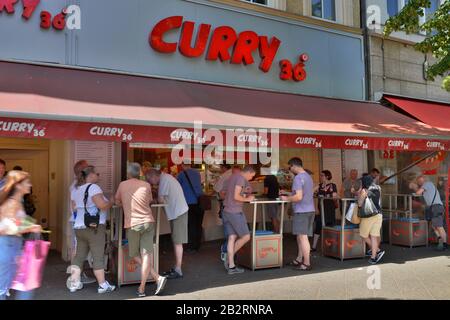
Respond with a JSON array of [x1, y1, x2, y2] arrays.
[[34, 236, 450, 300]]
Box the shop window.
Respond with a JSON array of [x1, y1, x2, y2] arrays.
[[311, 0, 336, 21], [242, 0, 269, 6]]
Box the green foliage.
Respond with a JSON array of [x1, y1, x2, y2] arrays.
[[384, 0, 450, 91]]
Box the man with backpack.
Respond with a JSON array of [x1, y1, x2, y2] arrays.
[[410, 175, 448, 251]]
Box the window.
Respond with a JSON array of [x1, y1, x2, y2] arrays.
[[312, 0, 336, 21], [242, 0, 268, 5]]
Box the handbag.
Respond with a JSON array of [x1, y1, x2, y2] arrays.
[[357, 191, 379, 218], [425, 188, 444, 221], [11, 235, 50, 291], [84, 184, 100, 229], [345, 202, 361, 224], [183, 171, 211, 211]]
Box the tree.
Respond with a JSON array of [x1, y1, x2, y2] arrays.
[[384, 0, 450, 92]]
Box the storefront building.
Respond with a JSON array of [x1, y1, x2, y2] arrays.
[[0, 0, 448, 259], [363, 0, 450, 221]]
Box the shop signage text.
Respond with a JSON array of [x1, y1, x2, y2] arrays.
[[149, 16, 308, 82], [0, 0, 81, 30]]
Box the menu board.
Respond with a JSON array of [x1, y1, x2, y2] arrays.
[[74, 141, 115, 197]]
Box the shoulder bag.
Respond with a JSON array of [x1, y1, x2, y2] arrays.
[[183, 171, 211, 211], [425, 188, 444, 221], [84, 184, 101, 229]]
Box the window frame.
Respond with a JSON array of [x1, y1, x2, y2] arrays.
[[311, 0, 337, 22]]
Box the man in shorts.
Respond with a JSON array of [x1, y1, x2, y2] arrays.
[[281, 157, 315, 271], [222, 165, 256, 275], [147, 169, 189, 279], [410, 175, 448, 251], [115, 163, 167, 297]]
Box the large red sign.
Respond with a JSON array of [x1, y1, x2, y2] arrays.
[[149, 16, 308, 82], [0, 117, 448, 152]]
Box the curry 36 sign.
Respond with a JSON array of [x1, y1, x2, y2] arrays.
[[149, 16, 308, 82], [0, 0, 81, 30]]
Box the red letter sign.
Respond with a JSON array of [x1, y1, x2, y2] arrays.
[[231, 31, 259, 65], [21, 0, 39, 19], [206, 26, 237, 62], [40, 10, 51, 29], [259, 36, 281, 73], [0, 0, 18, 14], [149, 16, 183, 53], [179, 21, 211, 58]]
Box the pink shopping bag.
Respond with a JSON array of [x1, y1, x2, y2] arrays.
[[11, 240, 51, 291]]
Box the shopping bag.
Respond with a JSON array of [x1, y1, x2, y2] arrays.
[[11, 239, 51, 291], [345, 203, 361, 225]]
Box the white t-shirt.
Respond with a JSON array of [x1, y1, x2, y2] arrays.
[[71, 183, 107, 229], [69, 180, 77, 223], [158, 173, 189, 221]]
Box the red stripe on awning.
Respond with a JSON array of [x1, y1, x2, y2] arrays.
[[384, 95, 450, 130], [0, 116, 448, 151]]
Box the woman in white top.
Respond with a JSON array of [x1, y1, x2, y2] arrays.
[[0, 171, 42, 300], [70, 165, 115, 294]]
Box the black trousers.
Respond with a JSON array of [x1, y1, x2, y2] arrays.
[[187, 204, 204, 251]]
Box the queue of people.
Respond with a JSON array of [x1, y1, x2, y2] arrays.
[[2, 154, 447, 299]]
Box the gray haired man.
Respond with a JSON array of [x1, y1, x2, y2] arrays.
[[115, 163, 167, 296]]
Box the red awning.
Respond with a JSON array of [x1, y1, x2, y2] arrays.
[[384, 95, 450, 130], [0, 61, 449, 151]]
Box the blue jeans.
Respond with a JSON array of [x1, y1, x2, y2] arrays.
[[0, 235, 33, 300]]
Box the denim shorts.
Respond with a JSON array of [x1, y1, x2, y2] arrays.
[[0, 235, 23, 298]]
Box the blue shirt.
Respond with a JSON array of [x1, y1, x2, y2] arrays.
[[177, 168, 203, 205], [292, 172, 315, 214]]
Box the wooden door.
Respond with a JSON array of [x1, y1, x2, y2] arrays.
[[0, 150, 49, 228]]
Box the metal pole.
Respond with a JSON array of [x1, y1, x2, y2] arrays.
[[409, 195, 413, 249], [341, 199, 347, 261], [280, 202, 285, 268], [252, 202, 257, 271]]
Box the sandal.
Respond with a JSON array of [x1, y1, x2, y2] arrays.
[[293, 263, 312, 271], [287, 258, 303, 266]]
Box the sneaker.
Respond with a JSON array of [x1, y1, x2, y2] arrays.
[[444, 243, 449, 250], [69, 281, 83, 293], [220, 252, 226, 262], [369, 250, 385, 264], [223, 253, 229, 270], [375, 250, 385, 263], [365, 249, 372, 257], [164, 269, 183, 280], [81, 272, 96, 284], [136, 290, 146, 298], [228, 266, 245, 275], [98, 281, 116, 294], [155, 276, 167, 295]]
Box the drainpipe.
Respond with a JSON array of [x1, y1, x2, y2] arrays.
[[360, 0, 372, 101]]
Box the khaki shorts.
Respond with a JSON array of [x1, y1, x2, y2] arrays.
[[359, 214, 382, 238], [73, 225, 106, 270], [127, 222, 155, 258], [170, 212, 188, 245]]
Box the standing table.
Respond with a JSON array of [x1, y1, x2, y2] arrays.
[[240, 199, 288, 271], [385, 194, 428, 248], [111, 204, 166, 287], [321, 197, 365, 261]]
